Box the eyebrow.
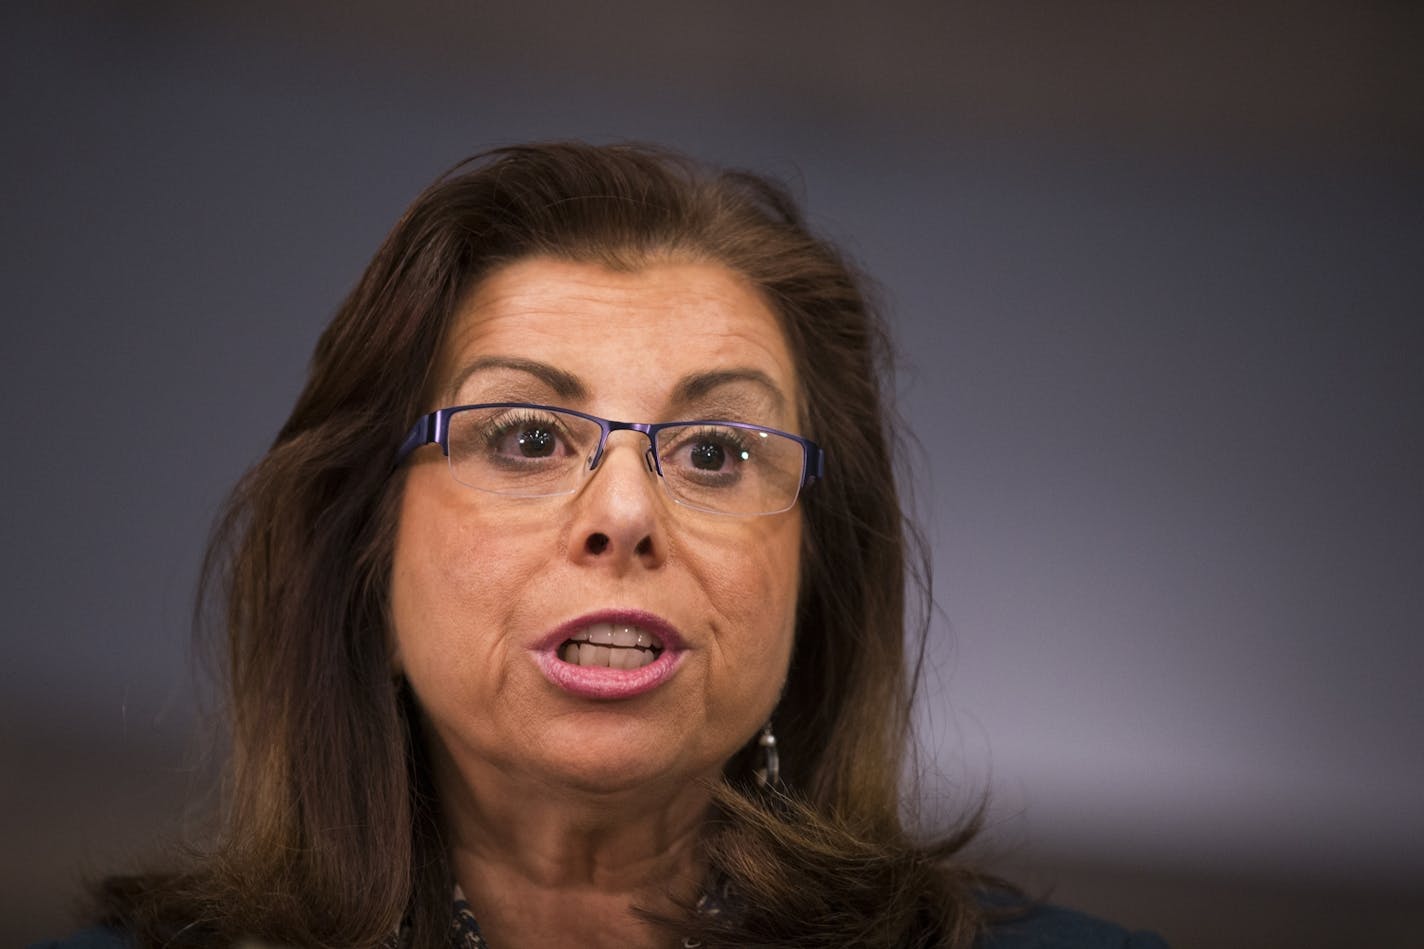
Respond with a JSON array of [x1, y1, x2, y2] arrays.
[[447, 358, 787, 415], [447, 356, 587, 403], [672, 368, 788, 414]]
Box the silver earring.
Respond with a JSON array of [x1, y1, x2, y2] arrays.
[[754, 722, 780, 788]]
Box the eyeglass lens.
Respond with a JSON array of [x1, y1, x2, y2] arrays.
[[444, 406, 806, 515]]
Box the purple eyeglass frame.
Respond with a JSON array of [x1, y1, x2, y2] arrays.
[[396, 402, 825, 494]]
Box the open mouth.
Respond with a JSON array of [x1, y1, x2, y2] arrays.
[[557, 622, 665, 670]]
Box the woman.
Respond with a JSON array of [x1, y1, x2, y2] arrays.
[[57, 143, 1165, 948]]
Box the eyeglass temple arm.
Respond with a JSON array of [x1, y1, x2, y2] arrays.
[[803, 444, 826, 487], [395, 412, 443, 466]]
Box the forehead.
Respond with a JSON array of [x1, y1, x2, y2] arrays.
[[437, 257, 800, 419]]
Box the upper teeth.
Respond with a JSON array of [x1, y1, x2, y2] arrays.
[[566, 622, 659, 649], [559, 623, 663, 669]]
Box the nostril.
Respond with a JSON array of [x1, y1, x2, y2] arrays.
[[585, 532, 610, 555], [635, 537, 653, 557]]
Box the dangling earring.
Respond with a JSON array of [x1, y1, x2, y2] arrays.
[[753, 722, 780, 788]]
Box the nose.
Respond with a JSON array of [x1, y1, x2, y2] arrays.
[[568, 433, 667, 569]]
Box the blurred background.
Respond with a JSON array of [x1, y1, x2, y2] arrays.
[[3, 2, 1421, 946]]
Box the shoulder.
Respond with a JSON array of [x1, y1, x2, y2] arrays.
[[28, 928, 134, 949], [977, 902, 1170, 949]]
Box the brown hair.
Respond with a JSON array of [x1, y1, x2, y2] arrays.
[[97, 142, 1004, 948]]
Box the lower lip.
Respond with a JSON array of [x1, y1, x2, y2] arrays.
[[533, 646, 684, 700]]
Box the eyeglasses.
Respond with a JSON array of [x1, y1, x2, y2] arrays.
[[396, 402, 825, 516]]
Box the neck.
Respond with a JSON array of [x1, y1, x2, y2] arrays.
[[433, 743, 715, 949]]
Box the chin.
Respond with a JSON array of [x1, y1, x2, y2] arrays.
[[539, 753, 691, 797], [531, 728, 711, 797]]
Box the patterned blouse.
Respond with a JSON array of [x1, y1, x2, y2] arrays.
[[448, 891, 488, 949]]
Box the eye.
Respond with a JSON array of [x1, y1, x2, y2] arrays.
[[689, 439, 729, 471], [665, 425, 750, 480], [482, 411, 578, 462], [503, 423, 556, 457]]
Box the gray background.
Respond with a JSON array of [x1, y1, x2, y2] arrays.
[[3, 3, 1421, 947]]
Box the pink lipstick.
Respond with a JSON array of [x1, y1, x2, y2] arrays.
[[532, 610, 686, 700]]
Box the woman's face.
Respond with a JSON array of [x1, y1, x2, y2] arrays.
[[390, 256, 803, 799]]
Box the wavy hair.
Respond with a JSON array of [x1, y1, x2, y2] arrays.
[[97, 142, 1003, 949]]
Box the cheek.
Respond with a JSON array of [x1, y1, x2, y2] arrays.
[[692, 513, 802, 684], [389, 480, 557, 677]]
